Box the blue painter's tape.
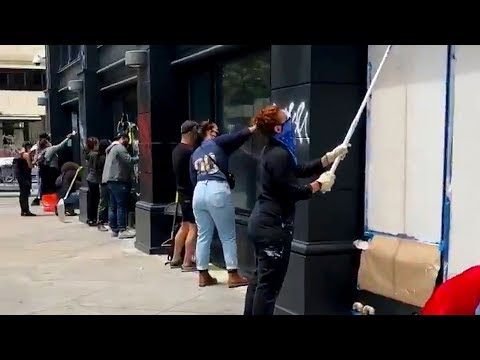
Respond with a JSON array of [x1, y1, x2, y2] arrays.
[[440, 45, 455, 281], [364, 60, 373, 233], [439, 241, 445, 253], [364, 229, 441, 246]]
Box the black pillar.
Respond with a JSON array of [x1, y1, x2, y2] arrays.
[[271, 45, 367, 315], [45, 46, 70, 145], [134, 46, 188, 254], [77, 45, 104, 223]]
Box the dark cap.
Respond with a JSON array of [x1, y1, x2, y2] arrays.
[[39, 132, 50, 141], [114, 132, 129, 141], [181, 120, 199, 134]]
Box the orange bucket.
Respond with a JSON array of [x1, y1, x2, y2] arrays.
[[42, 193, 58, 213]]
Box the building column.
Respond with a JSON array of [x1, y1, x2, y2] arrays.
[[76, 45, 105, 223], [45, 46, 70, 145], [271, 45, 367, 315], [133, 46, 188, 254]]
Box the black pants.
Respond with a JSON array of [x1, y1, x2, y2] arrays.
[[98, 184, 109, 224], [39, 165, 59, 195], [87, 181, 100, 222], [18, 179, 32, 214], [244, 224, 293, 316]]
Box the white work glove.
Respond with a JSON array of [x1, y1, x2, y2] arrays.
[[326, 143, 351, 164], [317, 171, 336, 193]]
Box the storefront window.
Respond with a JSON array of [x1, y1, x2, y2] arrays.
[[189, 70, 214, 121], [220, 51, 271, 211]]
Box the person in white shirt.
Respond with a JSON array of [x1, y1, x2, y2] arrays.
[[29, 132, 51, 206]]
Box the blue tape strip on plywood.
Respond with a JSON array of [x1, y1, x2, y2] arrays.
[[364, 229, 440, 245], [364, 59, 373, 233], [440, 45, 455, 281]]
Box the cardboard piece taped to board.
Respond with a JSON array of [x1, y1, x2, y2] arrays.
[[357, 235, 441, 308]]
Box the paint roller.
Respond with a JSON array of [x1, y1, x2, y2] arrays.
[[328, 45, 393, 180]]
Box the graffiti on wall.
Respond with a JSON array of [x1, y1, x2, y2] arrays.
[[273, 101, 310, 144], [117, 113, 140, 197]]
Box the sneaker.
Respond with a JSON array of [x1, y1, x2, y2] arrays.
[[111, 232, 119, 238], [118, 229, 136, 239], [97, 224, 108, 232]]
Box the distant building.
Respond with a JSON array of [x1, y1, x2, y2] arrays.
[[0, 45, 47, 156]]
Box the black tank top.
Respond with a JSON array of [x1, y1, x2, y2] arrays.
[[14, 152, 31, 180]]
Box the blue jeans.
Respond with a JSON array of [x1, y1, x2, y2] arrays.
[[64, 192, 79, 208], [193, 180, 238, 271], [107, 181, 130, 233]]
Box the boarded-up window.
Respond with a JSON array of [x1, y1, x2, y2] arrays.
[[365, 45, 448, 244]]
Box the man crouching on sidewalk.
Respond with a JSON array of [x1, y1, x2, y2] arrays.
[[102, 133, 139, 239]]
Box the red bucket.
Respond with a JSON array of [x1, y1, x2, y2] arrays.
[[42, 193, 58, 213]]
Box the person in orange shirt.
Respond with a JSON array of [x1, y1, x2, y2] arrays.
[[421, 265, 480, 315]]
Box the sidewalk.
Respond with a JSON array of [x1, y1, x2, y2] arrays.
[[0, 196, 246, 315]]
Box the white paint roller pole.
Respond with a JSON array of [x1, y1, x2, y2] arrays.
[[329, 45, 393, 176]]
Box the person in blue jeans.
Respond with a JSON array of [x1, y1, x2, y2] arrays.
[[102, 133, 139, 239], [190, 120, 257, 288], [56, 162, 82, 216]]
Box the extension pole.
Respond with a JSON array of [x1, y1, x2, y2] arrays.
[[330, 45, 393, 176]]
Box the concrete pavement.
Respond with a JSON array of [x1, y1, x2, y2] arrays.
[[0, 195, 246, 315]]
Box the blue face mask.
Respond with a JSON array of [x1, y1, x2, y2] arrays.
[[274, 118, 297, 164]]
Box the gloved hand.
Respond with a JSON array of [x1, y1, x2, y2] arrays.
[[325, 143, 351, 164], [317, 171, 336, 193]]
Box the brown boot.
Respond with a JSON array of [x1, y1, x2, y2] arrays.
[[199, 271, 218, 287], [227, 270, 248, 288]]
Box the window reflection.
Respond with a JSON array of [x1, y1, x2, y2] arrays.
[[221, 51, 271, 211]]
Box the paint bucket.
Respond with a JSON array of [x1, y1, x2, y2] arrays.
[[42, 193, 58, 213]]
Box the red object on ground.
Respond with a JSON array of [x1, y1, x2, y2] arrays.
[[41, 193, 58, 213], [421, 265, 480, 315]]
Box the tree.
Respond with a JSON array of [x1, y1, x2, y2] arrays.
[[222, 53, 270, 105]]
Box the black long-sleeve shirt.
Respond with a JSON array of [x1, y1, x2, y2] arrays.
[[252, 138, 325, 227], [172, 143, 195, 198]]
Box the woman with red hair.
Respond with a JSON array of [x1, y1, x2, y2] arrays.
[[243, 105, 349, 315]]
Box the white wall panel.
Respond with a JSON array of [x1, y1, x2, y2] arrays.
[[366, 45, 447, 243]]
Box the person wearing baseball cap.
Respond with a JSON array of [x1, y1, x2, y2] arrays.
[[170, 120, 200, 271]]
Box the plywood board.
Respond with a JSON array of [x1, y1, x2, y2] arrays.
[[366, 45, 446, 243], [366, 45, 407, 235], [403, 45, 447, 243], [358, 235, 441, 307]]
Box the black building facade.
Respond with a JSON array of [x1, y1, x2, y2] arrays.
[[45, 44, 409, 315]]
